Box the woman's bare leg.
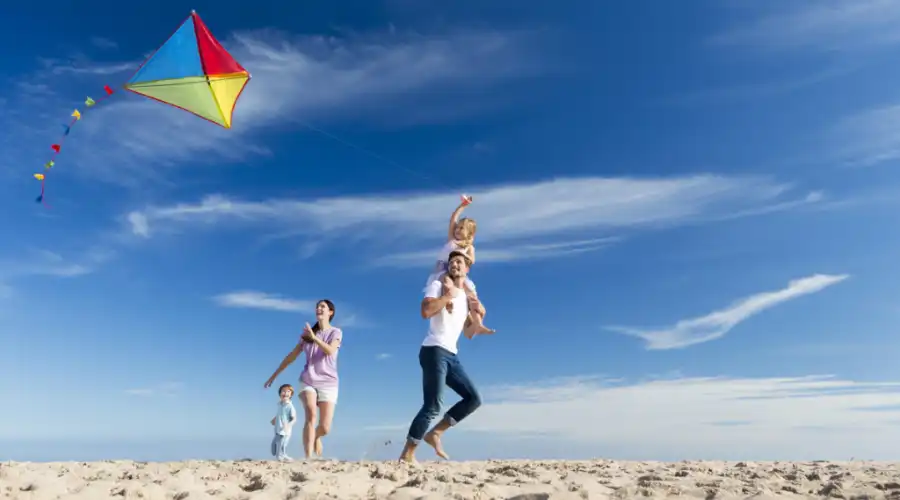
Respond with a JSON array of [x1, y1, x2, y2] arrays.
[[314, 401, 335, 456], [299, 390, 317, 459]]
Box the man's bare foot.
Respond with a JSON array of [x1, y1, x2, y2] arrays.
[[399, 447, 418, 464], [423, 431, 449, 459], [314, 437, 323, 456]]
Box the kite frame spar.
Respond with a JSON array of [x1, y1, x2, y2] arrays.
[[123, 9, 251, 129], [34, 10, 250, 204]]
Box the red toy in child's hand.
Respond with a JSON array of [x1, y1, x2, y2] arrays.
[[461, 194, 473, 206]]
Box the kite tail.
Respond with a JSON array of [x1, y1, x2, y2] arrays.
[[35, 179, 47, 207], [34, 85, 115, 206]]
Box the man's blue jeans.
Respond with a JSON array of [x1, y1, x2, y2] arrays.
[[406, 345, 482, 443]]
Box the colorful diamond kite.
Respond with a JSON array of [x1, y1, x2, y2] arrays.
[[123, 10, 250, 129], [32, 10, 250, 206]]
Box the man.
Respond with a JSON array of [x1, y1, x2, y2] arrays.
[[399, 249, 487, 463]]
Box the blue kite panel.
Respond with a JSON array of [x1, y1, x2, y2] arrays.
[[128, 16, 204, 84]]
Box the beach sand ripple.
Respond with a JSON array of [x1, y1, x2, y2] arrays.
[[1, 459, 899, 499]]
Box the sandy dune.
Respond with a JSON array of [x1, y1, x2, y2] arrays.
[[2, 459, 899, 499]]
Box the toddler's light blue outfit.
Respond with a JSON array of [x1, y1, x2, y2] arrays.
[[271, 400, 297, 460]]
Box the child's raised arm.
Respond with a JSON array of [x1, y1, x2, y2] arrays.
[[448, 196, 472, 240]]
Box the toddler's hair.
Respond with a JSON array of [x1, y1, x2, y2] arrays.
[[456, 217, 477, 249], [278, 384, 294, 397]]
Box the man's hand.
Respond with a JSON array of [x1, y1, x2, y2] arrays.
[[442, 276, 461, 312], [442, 276, 461, 298]]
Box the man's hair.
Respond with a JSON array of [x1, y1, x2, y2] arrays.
[[279, 384, 294, 397], [448, 250, 472, 267]]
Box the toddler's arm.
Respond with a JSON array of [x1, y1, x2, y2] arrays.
[[270, 417, 276, 426], [447, 200, 469, 240]]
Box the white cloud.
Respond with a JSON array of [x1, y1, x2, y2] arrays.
[[711, 0, 900, 52], [212, 291, 368, 329], [829, 103, 900, 167], [0, 248, 112, 280], [124, 175, 820, 264], [212, 291, 315, 313], [374, 237, 620, 267], [465, 374, 900, 459], [5, 27, 545, 184], [608, 274, 849, 350], [338, 313, 370, 329], [89, 36, 119, 50], [127, 212, 150, 238], [376, 353, 392, 360], [124, 382, 183, 397]]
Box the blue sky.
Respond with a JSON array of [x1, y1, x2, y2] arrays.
[[3, 0, 900, 462]]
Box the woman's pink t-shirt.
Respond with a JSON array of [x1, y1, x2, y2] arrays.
[[300, 326, 342, 389]]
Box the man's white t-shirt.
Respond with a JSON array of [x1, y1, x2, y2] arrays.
[[421, 279, 469, 355]]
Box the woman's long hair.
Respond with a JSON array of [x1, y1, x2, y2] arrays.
[[311, 299, 336, 333]]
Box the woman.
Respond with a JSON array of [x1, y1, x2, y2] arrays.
[[264, 299, 343, 459]]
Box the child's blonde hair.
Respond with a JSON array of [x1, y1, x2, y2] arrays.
[[455, 217, 477, 249]]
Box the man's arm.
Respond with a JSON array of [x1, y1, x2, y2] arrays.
[[421, 295, 454, 319], [421, 280, 454, 318]]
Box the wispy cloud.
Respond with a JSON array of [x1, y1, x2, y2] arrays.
[[3, 27, 546, 185], [466, 374, 900, 459], [89, 36, 119, 50], [212, 291, 368, 328], [664, 64, 859, 106], [374, 237, 620, 267], [212, 291, 315, 313], [375, 353, 392, 360], [124, 382, 183, 397], [608, 274, 849, 350], [711, 0, 900, 52], [828, 103, 900, 167], [124, 175, 821, 264], [0, 248, 113, 280]]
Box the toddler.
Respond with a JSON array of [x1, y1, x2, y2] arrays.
[[270, 383, 297, 461]]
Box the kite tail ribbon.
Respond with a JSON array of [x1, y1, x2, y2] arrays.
[[34, 84, 116, 206]]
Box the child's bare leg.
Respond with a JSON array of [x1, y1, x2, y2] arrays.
[[462, 284, 494, 337]]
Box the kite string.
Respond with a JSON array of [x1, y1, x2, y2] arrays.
[[297, 120, 460, 193]]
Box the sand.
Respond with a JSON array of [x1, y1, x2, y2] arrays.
[[2, 459, 899, 499]]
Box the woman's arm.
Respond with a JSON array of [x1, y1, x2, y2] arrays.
[[308, 334, 341, 357], [268, 343, 303, 381], [447, 201, 468, 241]]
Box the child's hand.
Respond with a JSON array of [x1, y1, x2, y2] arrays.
[[460, 194, 473, 206], [271, 418, 276, 426]]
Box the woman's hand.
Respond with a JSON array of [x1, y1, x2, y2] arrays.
[[301, 322, 316, 342], [264, 375, 276, 389]]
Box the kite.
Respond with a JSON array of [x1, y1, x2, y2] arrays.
[[33, 10, 250, 205]]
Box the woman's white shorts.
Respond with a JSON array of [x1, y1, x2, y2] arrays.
[[299, 382, 339, 404]]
